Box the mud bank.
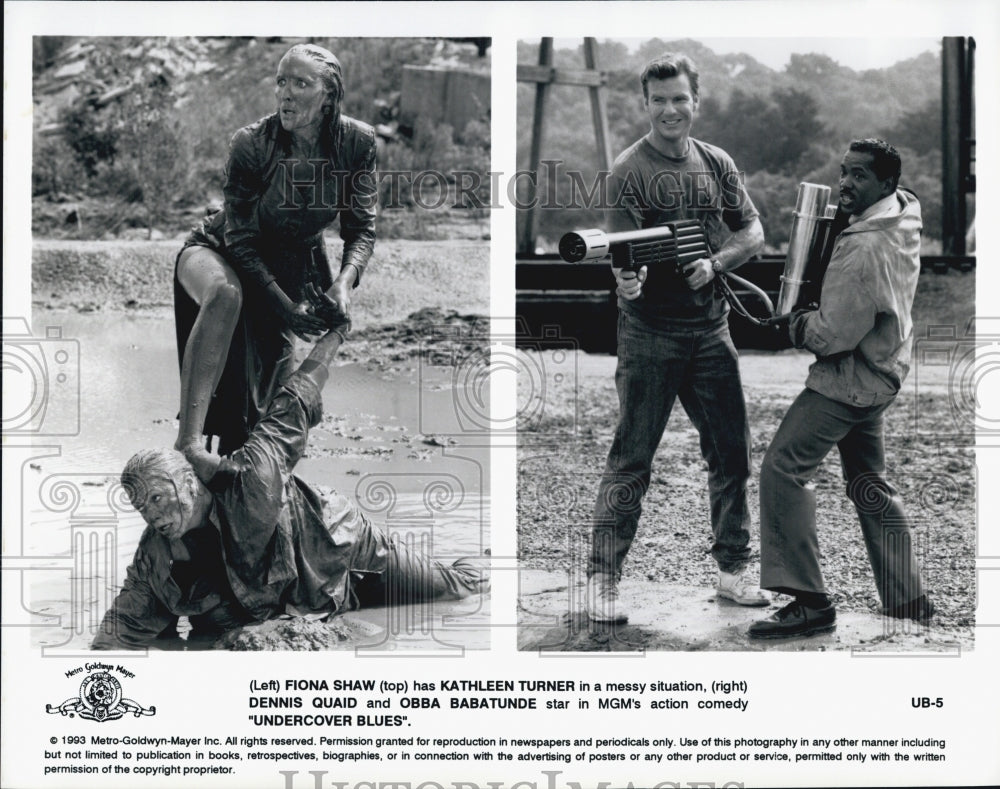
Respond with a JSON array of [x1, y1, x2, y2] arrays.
[[31, 238, 490, 373], [31, 237, 489, 326], [216, 616, 385, 651], [215, 594, 491, 652]]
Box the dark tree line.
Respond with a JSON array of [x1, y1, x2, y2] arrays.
[[697, 88, 824, 174], [517, 40, 946, 252]]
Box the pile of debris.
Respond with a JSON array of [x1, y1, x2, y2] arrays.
[[34, 36, 225, 135]]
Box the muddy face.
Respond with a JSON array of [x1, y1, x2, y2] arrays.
[[129, 473, 201, 541], [275, 51, 331, 136]]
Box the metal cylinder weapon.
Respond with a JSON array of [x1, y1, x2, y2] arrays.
[[776, 182, 837, 314]]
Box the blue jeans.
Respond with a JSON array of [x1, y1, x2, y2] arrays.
[[590, 310, 752, 576], [759, 388, 925, 607]]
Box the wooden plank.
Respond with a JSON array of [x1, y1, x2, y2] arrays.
[[517, 64, 605, 87], [583, 38, 613, 171], [519, 38, 554, 255]]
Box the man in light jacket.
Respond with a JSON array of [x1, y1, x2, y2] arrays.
[[750, 138, 933, 639]]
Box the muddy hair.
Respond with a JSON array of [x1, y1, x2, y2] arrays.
[[640, 53, 700, 100], [283, 43, 345, 148], [121, 448, 193, 508], [848, 138, 902, 191]]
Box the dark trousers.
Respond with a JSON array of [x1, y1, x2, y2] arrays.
[[590, 311, 752, 576], [759, 388, 925, 608], [350, 523, 489, 608]]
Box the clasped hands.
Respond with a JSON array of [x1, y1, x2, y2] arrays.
[[283, 282, 352, 341]]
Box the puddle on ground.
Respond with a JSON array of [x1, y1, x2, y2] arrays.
[[12, 311, 489, 652]]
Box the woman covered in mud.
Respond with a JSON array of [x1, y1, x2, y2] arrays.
[[174, 43, 376, 480]]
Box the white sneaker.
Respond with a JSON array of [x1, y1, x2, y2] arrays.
[[586, 573, 629, 623], [717, 569, 770, 607]]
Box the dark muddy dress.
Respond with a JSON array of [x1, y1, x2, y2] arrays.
[[175, 112, 377, 453]]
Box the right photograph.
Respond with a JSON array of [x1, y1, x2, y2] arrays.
[[515, 37, 977, 652]]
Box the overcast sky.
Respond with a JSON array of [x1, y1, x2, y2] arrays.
[[699, 37, 940, 70], [555, 37, 941, 72]]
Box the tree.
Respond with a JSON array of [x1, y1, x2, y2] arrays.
[[745, 170, 801, 251], [591, 40, 631, 72], [61, 101, 118, 178], [879, 95, 942, 156], [113, 72, 190, 238], [696, 87, 826, 175], [786, 52, 844, 82]]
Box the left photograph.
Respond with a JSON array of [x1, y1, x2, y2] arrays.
[[23, 36, 492, 652]]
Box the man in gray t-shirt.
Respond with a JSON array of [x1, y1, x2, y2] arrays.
[[587, 53, 768, 623]]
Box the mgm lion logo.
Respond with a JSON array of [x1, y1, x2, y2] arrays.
[[47, 671, 155, 722]]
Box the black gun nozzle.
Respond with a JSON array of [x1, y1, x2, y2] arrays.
[[558, 232, 588, 263]]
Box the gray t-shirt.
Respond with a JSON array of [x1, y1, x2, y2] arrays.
[[608, 136, 759, 323]]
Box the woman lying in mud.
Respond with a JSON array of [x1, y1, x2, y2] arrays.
[[173, 43, 377, 481]]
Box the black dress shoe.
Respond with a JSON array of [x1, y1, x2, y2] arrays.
[[884, 594, 935, 623], [748, 600, 836, 640]]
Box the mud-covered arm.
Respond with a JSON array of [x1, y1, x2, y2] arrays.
[[92, 556, 177, 650], [216, 331, 344, 583], [222, 127, 277, 292], [224, 326, 344, 532], [338, 127, 378, 287], [224, 324, 343, 548]]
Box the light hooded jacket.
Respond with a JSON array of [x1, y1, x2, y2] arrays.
[[793, 189, 922, 406]]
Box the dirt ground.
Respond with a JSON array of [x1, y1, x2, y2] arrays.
[[30, 237, 490, 327], [516, 346, 977, 647]]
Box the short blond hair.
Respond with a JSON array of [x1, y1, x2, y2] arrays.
[[121, 448, 194, 507]]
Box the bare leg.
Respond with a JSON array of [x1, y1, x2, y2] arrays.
[[174, 246, 242, 483]]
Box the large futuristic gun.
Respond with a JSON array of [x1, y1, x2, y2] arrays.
[[558, 218, 778, 325], [557, 182, 843, 326]]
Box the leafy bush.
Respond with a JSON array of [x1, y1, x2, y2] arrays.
[[32, 132, 88, 197], [61, 102, 118, 178], [114, 77, 192, 237]]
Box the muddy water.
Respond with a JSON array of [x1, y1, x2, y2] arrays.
[[18, 311, 489, 652]]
